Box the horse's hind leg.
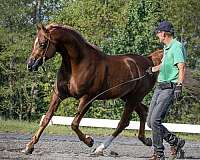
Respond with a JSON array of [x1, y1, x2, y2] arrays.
[[135, 103, 152, 146], [71, 96, 94, 147], [93, 103, 134, 155], [22, 90, 62, 154]]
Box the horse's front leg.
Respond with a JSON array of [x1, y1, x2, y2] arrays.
[[71, 96, 94, 147], [93, 104, 134, 155], [22, 90, 62, 154]]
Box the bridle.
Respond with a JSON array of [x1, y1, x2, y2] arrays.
[[34, 32, 57, 72], [37, 28, 58, 64], [38, 37, 50, 64]]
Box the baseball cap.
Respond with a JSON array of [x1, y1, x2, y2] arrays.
[[155, 21, 174, 34]]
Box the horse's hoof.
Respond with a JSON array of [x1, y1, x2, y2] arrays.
[[110, 150, 119, 157], [90, 148, 104, 157], [85, 135, 94, 147], [21, 146, 34, 155], [145, 137, 152, 146], [138, 136, 152, 146], [176, 149, 185, 159]]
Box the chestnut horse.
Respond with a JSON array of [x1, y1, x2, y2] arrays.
[[23, 24, 163, 155]]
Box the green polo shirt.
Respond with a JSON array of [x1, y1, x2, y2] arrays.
[[158, 39, 186, 83]]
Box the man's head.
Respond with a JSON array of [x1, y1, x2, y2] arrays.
[[155, 21, 174, 44]]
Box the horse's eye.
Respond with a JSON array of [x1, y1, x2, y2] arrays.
[[39, 42, 47, 49]]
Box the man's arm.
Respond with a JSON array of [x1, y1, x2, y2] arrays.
[[177, 63, 186, 84], [174, 62, 186, 101], [146, 64, 161, 75], [152, 64, 161, 72]]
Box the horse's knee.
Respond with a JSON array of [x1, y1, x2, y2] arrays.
[[135, 104, 148, 123], [118, 121, 130, 130], [41, 114, 51, 127], [71, 122, 78, 131], [123, 120, 130, 128], [125, 121, 130, 128]]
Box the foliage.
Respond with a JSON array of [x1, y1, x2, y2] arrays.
[[0, 0, 200, 125], [166, 88, 200, 124], [0, 0, 62, 120], [52, 0, 129, 49], [163, 0, 200, 67], [103, 0, 164, 55]]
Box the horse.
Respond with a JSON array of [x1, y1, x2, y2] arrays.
[[23, 23, 163, 155]]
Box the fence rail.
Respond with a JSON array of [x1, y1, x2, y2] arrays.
[[40, 115, 200, 134]]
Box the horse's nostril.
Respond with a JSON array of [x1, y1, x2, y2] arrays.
[[27, 57, 43, 72], [27, 58, 35, 71], [27, 64, 33, 71]]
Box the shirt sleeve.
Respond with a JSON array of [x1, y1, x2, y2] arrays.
[[173, 44, 186, 65]]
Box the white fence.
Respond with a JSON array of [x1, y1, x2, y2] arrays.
[[40, 115, 200, 134]]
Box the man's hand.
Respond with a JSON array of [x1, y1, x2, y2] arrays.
[[174, 84, 182, 101], [145, 67, 153, 75]]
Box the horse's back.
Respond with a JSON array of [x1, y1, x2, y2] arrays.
[[94, 53, 154, 100], [105, 53, 152, 72]]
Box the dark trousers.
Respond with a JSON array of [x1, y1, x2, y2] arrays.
[[147, 84, 178, 156]]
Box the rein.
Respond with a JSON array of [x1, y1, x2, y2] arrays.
[[52, 73, 148, 109], [82, 74, 147, 109], [39, 29, 148, 109]]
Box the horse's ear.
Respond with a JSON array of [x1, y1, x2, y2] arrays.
[[36, 24, 42, 32], [41, 24, 48, 33], [36, 24, 48, 33]]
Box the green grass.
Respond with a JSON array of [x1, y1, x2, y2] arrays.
[[0, 119, 138, 137], [0, 119, 200, 141]]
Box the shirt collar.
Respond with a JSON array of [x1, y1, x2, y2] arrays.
[[164, 38, 175, 50]]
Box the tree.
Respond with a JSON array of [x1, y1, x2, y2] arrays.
[[0, 0, 63, 120], [163, 0, 200, 67], [52, 0, 129, 49], [103, 0, 164, 55], [161, 0, 200, 124]]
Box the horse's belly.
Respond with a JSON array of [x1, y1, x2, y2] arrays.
[[96, 87, 133, 100]]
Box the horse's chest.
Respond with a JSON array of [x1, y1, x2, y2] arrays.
[[69, 77, 78, 93], [68, 77, 86, 97]]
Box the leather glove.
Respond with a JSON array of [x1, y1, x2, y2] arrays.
[[145, 67, 153, 75], [174, 83, 182, 101]]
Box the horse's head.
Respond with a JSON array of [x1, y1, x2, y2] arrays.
[[27, 24, 57, 71], [147, 49, 163, 66]]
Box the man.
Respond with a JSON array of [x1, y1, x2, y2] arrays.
[[146, 21, 186, 160]]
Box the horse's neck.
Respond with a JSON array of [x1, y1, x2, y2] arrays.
[[59, 51, 72, 77], [61, 51, 71, 67], [64, 43, 82, 60], [56, 29, 86, 61], [53, 26, 105, 64], [55, 27, 106, 75]]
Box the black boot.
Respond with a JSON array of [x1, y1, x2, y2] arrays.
[[170, 138, 185, 159], [149, 153, 165, 160]]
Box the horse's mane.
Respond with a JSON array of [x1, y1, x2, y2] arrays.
[[45, 24, 164, 63], [46, 23, 104, 54]]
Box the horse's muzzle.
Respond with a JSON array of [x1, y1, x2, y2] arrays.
[[27, 57, 43, 72]]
